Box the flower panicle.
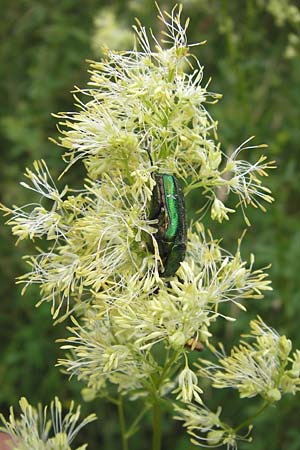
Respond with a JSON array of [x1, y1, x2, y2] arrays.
[[0, 160, 70, 243], [223, 137, 276, 224], [174, 399, 252, 449], [57, 313, 160, 397], [0, 397, 96, 450], [20, 160, 68, 203], [0, 5, 280, 425], [196, 317, 300, 402]]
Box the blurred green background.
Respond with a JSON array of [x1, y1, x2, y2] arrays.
[[1, 1, 300, 449]]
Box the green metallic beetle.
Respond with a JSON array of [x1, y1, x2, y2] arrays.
[[148, 173, 187, 277]]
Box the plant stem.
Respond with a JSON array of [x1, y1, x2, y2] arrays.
[[152, 400, 162, 450], [117, 395, 129, 450], [150, 350, 180, 450], [159, 350, 180, 386], [234, 401, 269, 433], [126, 405, 150, 439]]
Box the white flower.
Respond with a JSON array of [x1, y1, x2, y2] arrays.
[[14, 174, 157, 319], [58, 314, 159, 396], [223, 137, 276, 224], [0, 397, 96, 450], [0, 7, 281, 442], [211, 197, 235, 222], [174, 360, 203, 403], [197, 317, 300, 401], [174, 399, 252, 449]]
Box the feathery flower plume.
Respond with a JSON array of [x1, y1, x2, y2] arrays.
[[0, 4, 283, 449], [0, 397, 96, 450], [174, 398, 252, 449], [197, 317, 300, 401]]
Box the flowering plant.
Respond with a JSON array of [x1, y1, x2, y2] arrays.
[[0, 398, 96, 450], [1, 5, 298, 450]]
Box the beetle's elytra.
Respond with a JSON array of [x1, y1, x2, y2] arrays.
[[149, 173, 187, 277]]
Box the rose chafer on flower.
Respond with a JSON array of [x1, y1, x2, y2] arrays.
[[1, 3, 294, 450]]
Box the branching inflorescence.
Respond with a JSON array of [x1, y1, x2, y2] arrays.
[[1, 4, 297, 450], [0, 397, 96, 450]]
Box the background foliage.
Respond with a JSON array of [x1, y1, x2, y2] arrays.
[[0, 1, 300, 449]]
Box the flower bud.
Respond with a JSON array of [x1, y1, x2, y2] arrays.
[[169, 331, 186, 349], [211, 198, 235, 223], [81, 387, 96, 402], [206, 430, 224, 445], [266, 388, 281, 402], [280, 374, 296, 394], [278, 336, 292, 359]]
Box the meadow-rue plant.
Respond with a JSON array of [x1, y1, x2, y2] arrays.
[[1, 4, 299, 449]]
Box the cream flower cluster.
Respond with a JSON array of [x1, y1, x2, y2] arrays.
[[0, 397, 96, 450], [174, 399, 253, 449], [175, 317, 300, 448], [197, 317, 300, 401], [0, 5, 282, 449]]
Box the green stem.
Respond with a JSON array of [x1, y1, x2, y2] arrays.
[[126, 405, 150, 439], [234, 401, 269, 434], [152, 400, 162, 450], [106, 395, 119, 406], [159, 350, 180, 386], [117, 395, 129, 450], [150, 350, 181, 450]]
